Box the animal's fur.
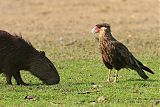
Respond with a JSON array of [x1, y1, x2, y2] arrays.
[[0, 30, 60, 85]]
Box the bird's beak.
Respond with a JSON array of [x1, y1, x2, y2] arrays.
[[91, 26, 100, 34]]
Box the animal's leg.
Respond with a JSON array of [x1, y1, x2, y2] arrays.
[[107, 69, 112, 82], [2, 68, 12, 85], [6, 74, 12, 85], [13, 71, 28, 85], [114, 70, 118, 82]]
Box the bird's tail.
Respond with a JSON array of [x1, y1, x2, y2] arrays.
[[141, 65, 154, 74], [130, 56, 149, 80], [135, 68, 149, 80], [136, 59, 155, 74]]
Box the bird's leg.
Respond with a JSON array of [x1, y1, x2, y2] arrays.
[[107, 69, 112, 82], [114, 70, 118, 82]]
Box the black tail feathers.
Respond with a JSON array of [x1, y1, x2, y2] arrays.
[[136, 59, 155, 74], [136, 69, 149, 80], [141, 65, 154, 74]]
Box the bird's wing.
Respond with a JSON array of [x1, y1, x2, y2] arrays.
[[113, 41, 149, 79], [111, 42, 130, 65], [113, 41, 139, 68]]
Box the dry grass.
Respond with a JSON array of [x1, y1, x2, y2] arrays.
[[0, 0, 159, 58], [0, 0, 159, 106]]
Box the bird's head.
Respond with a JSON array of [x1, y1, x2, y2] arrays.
[[91, 23, 111, 34]]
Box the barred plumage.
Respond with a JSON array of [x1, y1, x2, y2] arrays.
[[91, 23, 154, 82]]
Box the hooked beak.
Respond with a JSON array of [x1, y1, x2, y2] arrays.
[[91, 26, 100, 34]]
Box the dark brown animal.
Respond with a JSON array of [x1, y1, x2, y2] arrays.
[[0, 30, 60, 85], [91, 23, 154, 82]]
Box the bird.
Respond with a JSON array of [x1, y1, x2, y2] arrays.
[[91, 23, 154, 82]]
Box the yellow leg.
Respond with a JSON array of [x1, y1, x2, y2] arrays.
[[107, 69, 112, 82], [114, 70, 118, 82]]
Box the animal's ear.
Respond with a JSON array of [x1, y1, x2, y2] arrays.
[[39, 51, 45, 58]]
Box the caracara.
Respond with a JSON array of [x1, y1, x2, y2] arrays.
[[91, 23, 154, 82]]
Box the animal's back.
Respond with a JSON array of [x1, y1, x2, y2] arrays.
[[0, 30, 34, 71], [0, 30, 14, 61], [110, 41, 130, 70], [0, 30, 14, 45]]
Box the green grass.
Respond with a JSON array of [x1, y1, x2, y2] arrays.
[[0, 56, 159, 107], [0, 0, 159, 106]]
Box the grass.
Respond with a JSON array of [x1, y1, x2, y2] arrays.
[[0, 0, 159, 106], [0, 55, 159, 107]]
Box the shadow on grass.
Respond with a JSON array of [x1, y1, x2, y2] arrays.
[[121, 79, 160, 83], [62, 82, 95, 87], [25, 83, 44, 86], [0, 82, 44, 86]]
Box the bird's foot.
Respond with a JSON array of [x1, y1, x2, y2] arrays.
[[113, 77, 118, 83], [107, 78, 112, 83], [113, 79, 118, 83]]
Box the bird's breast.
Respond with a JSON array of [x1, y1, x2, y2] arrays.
[[99, 42, 114, 63]]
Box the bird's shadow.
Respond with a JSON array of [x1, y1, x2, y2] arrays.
[[121, 79, 160, 83], [63, 82, 94, 87]]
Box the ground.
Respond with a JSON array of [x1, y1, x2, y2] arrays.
[[0, 0, 159, 106]]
